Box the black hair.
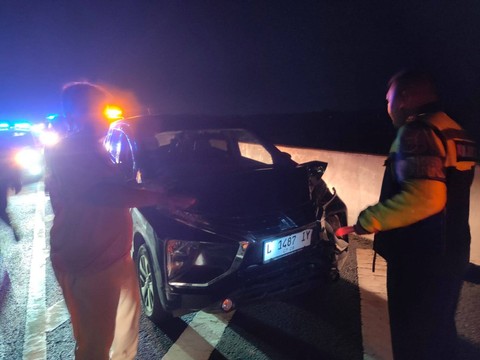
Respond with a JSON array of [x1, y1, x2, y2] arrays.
[[388, 69, 440, 100], [62, 81, 110, 116]]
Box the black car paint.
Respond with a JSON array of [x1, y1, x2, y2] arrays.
[[105, 115, 348, 321]]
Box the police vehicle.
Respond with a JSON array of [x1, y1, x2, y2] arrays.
[[0, 121, 44, 182]]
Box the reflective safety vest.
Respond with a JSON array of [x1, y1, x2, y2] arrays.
[[420, 112, 477, 256], [372, 110, 477, 262]]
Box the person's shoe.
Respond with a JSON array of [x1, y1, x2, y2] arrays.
[[12, 227, 20, 242], [0, 255, 11, 306]]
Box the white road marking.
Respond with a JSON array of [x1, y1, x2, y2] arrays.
[[46, 300, 69, 332], [162, 311, 235, 360], [356, 248, 393, 360], [22, 183, 48, 360], [17, 186, 394, 360]]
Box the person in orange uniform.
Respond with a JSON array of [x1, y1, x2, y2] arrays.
[[353, 70, 477, 359], [0, 138, 22, 241], [45, 81, 194, 360]]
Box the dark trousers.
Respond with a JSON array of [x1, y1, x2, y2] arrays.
[[0, 182, 11, 226], [386, 254, 467, 360]]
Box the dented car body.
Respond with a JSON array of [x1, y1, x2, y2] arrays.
[[104, 115, 348, 325]]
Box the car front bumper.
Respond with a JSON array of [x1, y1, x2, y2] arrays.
[[165, 238, 333, 316]]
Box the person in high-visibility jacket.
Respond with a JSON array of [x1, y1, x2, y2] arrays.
[[354, 70, 477, 360]]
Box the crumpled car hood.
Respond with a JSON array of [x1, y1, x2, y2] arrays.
[[173, 166, 311, 217], [143, 165, 316, 241]]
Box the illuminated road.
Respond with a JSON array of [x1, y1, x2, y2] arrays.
[[1, 182, 479, 360]]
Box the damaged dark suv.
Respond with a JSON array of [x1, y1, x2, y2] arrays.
[[104, 115, 348, 325]]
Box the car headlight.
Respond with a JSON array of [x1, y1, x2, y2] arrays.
[[38, 130, 60, 147], [166, 239, 248, 287], [14, 147, 44, 176]]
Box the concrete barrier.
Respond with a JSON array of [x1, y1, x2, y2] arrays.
[[278, 146, 480, 265]]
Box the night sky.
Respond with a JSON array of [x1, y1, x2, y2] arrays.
[[1, 1, 480, 124]]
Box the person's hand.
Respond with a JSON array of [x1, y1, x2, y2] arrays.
[[353, 223, 371, 235], [164, 194, 196, 211], [140, 178, 178, 195]]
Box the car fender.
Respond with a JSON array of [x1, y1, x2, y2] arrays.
[[131, 207, 171, 311]]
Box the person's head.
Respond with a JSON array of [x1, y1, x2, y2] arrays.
[[386, 69, 440, 128], [61, 81, 111, 136]]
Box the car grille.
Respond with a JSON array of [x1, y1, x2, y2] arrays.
[[230, 249, 329, 305]]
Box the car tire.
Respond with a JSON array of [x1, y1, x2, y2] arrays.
[[136, 244, 170, 325]]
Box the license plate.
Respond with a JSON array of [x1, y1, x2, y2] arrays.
[[263, 228, 313, 262]]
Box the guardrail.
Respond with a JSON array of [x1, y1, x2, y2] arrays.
[[279, 146, 480, 265]]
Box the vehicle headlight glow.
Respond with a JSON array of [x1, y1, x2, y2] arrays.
[[38, 130, 60, 146], [14, 148, 43, 176], [166, 239, 245, 287]]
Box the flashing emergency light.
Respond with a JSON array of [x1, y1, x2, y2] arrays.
[[13, 122, 32, 130], [104, 106, 123, 120], [46, 114, 59, 120], [0, 121, 33, 131]]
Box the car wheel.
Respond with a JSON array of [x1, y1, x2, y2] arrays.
[[136, 244, 170, 325]]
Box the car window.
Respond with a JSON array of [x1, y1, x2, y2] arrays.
[[140, 128, 275, 178], [151, 130, 230, 162], [154, 132, 177, 148], [209, 138, 228, 152], [236, 130, 273, 165]]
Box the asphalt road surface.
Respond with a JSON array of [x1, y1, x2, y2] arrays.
[[1, 182, 479, 360]]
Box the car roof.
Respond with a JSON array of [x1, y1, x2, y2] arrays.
[[109, 114, 298, 167], [0, 130, 36, 149], [111, 114, 250, 136]]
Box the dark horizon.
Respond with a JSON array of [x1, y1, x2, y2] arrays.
[[1, 1, 480, 125]]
